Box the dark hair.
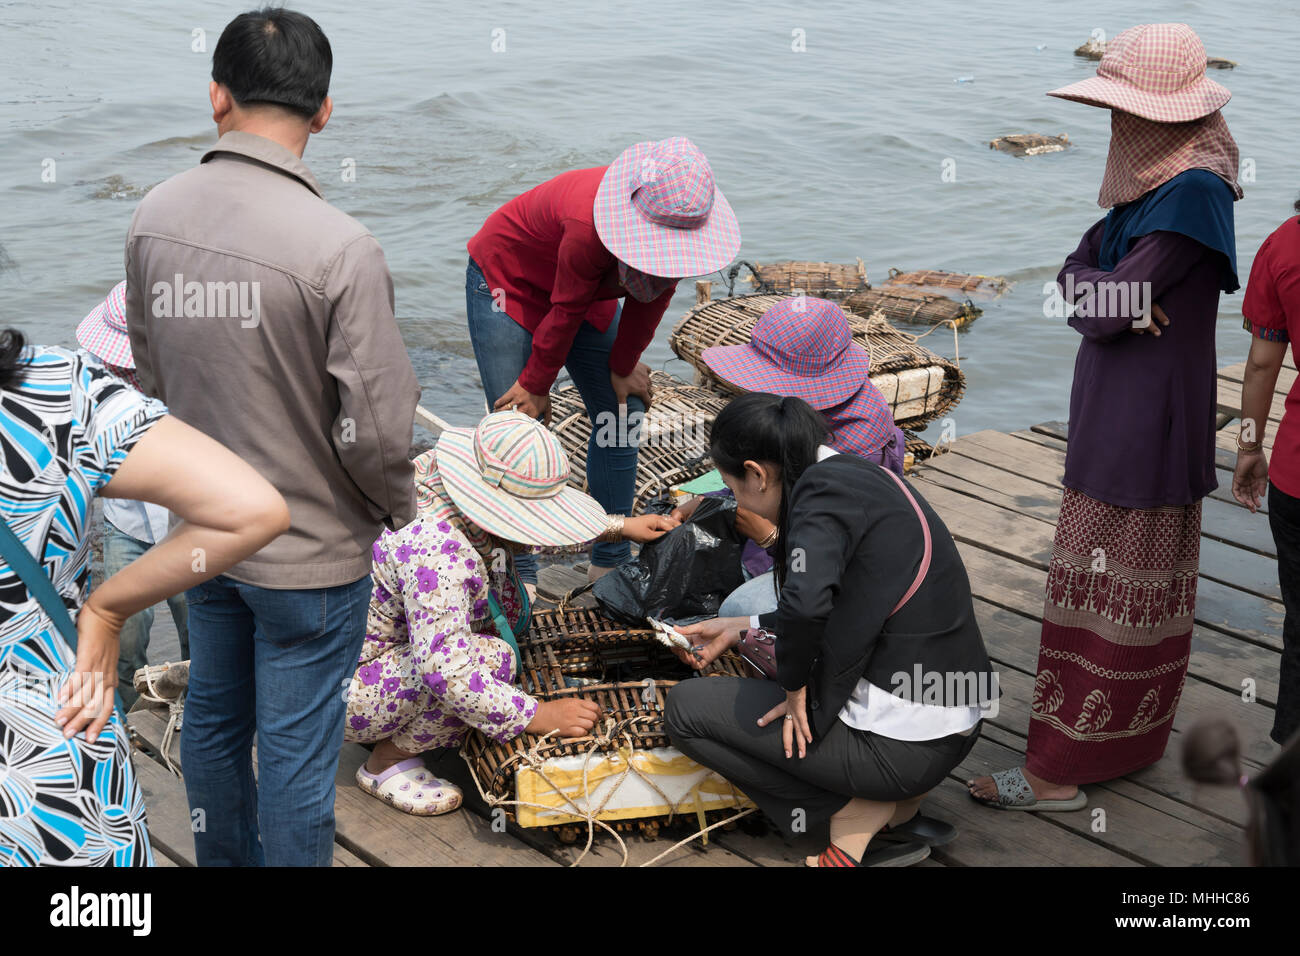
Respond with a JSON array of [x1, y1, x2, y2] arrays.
[[1294, 195, 1300, 215], [212, 7, 332, 119], [709, 392, 828, 589], [1182, 718, 1300, 866], [0, 328, 28, 391]]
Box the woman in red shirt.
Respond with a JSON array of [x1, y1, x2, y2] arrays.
[[1233, 204, 1300, 745], [465, 137, 739, 585]]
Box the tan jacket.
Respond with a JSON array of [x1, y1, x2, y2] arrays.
[[125, 131, 419, 589]]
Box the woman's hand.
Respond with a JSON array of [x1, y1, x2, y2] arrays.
[[757, 686, 813, 759], [527, 697, 602, 738], [621, 513, 680, 543], [55, 599, 126, 742], [735, 506, 776, 547], [672, 616, 748, 670], [611, 362, 654, 411], [1233, 449, 1270, 513], [494, 380, 552, 426], [670, 495, 702, 523], [1133, 302, 1171, 337]]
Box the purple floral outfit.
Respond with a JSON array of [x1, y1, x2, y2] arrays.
[[344, 452, 583, 752]]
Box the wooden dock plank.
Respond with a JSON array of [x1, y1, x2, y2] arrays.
[[1217, 359, 1298, 396], [333, 743, 558, 867], [965, 724, 1244, 866], [1216, 375, 1287, 425], [131, 748, 196, 867]]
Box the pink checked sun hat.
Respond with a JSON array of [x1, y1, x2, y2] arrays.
[[1047, 23, 1231, 123], [435, 411, 609, 548], [594, 137, 741, 278], [701, 297, 872, 410], [76, 280, 135, 368]]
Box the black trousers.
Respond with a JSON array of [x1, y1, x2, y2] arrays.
[[665, 676, 980, 837], [1268, 482, 1300, 744]]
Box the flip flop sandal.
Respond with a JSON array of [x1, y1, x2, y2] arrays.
[[969, 767, 1087, 812], [877, 812, 958, 847], [356, 757, 463, 816], [810, 840, 931, 867]]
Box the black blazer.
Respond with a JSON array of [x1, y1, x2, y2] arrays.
[[758, 454, 995, 740]]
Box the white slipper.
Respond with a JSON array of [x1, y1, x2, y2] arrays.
[[355, 757, 463, 816]]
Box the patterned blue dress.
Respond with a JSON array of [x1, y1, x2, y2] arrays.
[[0, 346, 167, 866]]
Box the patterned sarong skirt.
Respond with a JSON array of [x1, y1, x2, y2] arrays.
[[1025, 488, 1200, 784]]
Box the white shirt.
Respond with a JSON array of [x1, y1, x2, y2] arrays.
[[102, 497, 171, 544]]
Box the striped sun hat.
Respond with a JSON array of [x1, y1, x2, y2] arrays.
[[701, 297, 872, 409], [76, 281, 135, 368], [435, 411, 609, 548], [593, 137, 741, 278], [1047, 23, 1230, 123]]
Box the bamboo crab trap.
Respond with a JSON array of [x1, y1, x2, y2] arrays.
[[841, 286, 981, 328], [884, 268, 1010, 298], [669, 293, 966, 430], [549, 370, 728, 514], [737, 259, 870, 299], [461, 608, 753, 848]]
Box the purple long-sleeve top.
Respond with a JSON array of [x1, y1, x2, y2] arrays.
[[1058, 222, 1222, 508]]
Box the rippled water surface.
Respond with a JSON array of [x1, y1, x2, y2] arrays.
[[2, 0, 1296, 437]]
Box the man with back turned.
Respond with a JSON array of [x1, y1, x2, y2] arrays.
[[125, 7, 420, 866]]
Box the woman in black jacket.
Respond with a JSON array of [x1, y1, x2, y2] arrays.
[[665, 393, 997, 867]]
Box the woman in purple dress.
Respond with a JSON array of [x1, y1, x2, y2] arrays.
[[969, 23, 1242, 810]]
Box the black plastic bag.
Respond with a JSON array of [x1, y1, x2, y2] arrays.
[[593, 496, 747, 625]]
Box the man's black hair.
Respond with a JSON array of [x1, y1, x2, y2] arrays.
[[212, 7, 332, 119]]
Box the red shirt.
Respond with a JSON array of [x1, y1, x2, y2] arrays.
[[467, 167, 677, 395], [1242, 217, 1300, 497]]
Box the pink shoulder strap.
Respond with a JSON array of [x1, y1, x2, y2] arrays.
[[883, 468, 932, 616]]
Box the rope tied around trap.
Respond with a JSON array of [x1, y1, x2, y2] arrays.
[[462, 704, 754, 868]]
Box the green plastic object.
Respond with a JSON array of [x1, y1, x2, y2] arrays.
[[677, 469, 727, 495]]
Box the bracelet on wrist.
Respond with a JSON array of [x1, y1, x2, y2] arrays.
[[758, 526, 779, 549], [602, 514, 625, 543]]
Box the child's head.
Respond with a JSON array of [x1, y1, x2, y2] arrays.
[[1183, 718, 1300, 865]]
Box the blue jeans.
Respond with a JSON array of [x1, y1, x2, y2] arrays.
[[180, 573, 371, 866], [718, 571, 779, 618], [465, 257, 642, 571], [102, 520, 189, 712]]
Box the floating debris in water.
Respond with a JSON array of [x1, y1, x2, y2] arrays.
[[1074, 35, 1235, 68], [989, 133, 1070, 157], [884, 268, 1011, 298], [954, 76, 975, 84], [1074, 36, 1106, 60], [79, 174, 154, 200]]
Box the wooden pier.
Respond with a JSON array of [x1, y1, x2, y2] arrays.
[[129, 358, 1287, 866]]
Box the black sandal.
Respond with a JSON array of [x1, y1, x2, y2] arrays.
[[876, 812, 958, 847]]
